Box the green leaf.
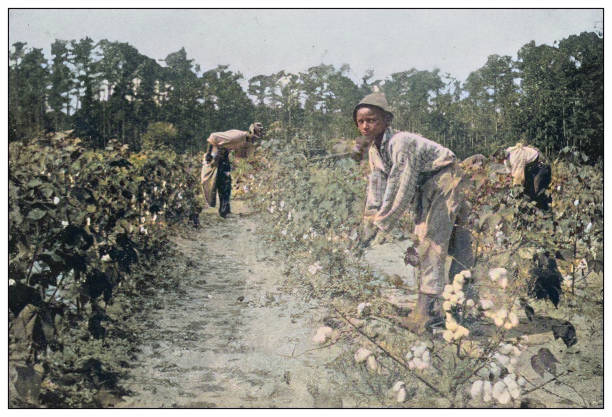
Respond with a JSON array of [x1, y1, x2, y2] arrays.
[[27, 208, 47, 220]]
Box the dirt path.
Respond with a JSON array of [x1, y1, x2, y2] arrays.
[[116, 201, 347, 408]]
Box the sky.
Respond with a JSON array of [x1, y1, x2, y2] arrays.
[[8, 8, 603, 84]]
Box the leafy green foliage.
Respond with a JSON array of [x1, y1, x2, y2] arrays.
[[8, 134, 202, 406]]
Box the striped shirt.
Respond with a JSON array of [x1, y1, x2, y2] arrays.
[[365, 129, 456, 231]]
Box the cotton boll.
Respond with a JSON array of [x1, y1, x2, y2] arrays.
[[489, 362, 501, 378], [470, 380, 483, 400], [483, 381, 492, 403], [494, 353, 510, 366], [489, 267, 507, 282], [455, 325, 469, 339], [413, 344, 427, 357], [446, 317, 458, 331], [480, 299, 494, 310], [313, 326, 333, 344], [508, 312, 519, 327], [492, 381, 508, 401], [354, 348, 372, 363], [366, 355, 378, 372], [499, 343, 514, 355], [496, 388, 511, 405], [405, 350, 413, 361], [442, 330, 454, 342], [499, 277, 508, 289], [396, 387, 407, 403], [391, 381, 405, 393], [357, 302, 372, 317]]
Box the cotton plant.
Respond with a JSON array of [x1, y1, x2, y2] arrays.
[[441, 270, 477, 343], [468, 341, 528, 405]]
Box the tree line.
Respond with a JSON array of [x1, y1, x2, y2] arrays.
[[8, 31, 602, 161]]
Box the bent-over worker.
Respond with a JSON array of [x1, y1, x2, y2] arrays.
[[497, 142, 552, 210], [201, 123, 263, 217], [353, 92, 473, 335]]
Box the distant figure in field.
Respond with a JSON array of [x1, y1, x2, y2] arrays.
[[201, 123, 263, 218], [352, 92, 473, 335], [495, 142, 552, 210]]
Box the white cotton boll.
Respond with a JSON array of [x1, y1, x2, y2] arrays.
[[391, 381, 405, 393], [453, 279, 464, 292], [366, 355, 378, 372], [442, 330, 454, 342], [86, 217, 91, 226], [504, 374, 519, 396], [492, 380, 508, 399], [494, 353, 510, 366], [470, 380, 483, 400], [413, 344, 427, 358], [357, 302, 372, 317], [354, 348, 372, 363], [415, 358, 429, 370], [461, 270, 472, 279], [508, 312, 519, 327], [449, 294, 459, 304], [483, 381, 492, 403], [61, 220, 69, 228], [489, 362, 501, 378], [585, 222, 593, 233], [494, 316, 505, 327], [53, 196, 60, 205], [396, 387, 407, 403], [455, 325, 469, 339], [508, 385, 521, 400], [101, 254, 112, 262], [574, 199, 579, 206], [496, 388, 512, 405], [489, 267, 507, 282], [313, 326, 333, 345], [480, 299, 494, 310], [405, 350, 413, 361]]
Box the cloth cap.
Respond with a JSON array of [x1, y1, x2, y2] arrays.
[[353, 92, 394, 123]]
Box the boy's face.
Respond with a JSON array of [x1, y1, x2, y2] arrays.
[[355, 106, 387, 139]]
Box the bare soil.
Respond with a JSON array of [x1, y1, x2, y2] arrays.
[[116, 201, 351, 408]]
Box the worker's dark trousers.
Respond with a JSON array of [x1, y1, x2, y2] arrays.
[[524, 160, 552, 210], [216, 151, 232, 218]]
